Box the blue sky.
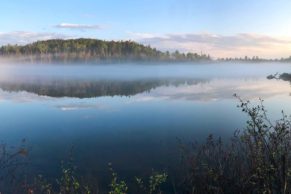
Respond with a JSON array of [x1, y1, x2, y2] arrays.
[[1, 0, 291, 58]]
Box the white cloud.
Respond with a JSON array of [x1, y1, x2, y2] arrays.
[[55, 23, 102, 30], [0, 31, 72, 46], [128, 32, 291, 58], [126, 31, 163, 39]]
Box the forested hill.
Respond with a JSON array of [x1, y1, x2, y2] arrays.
[[0, 39, 211, 63]]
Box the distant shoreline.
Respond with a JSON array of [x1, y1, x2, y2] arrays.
[[0, 38, 211, 64], [1, 56, 291, 65], [0, 38, 290, 64]]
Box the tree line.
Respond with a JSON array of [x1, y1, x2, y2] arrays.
[[0, 39, 211, 63], [217, 55, 291, 62]]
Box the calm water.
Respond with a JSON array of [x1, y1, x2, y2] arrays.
[[1, 62, 291, 186]]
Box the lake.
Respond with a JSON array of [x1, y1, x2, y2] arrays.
[[0, 62, 291, 190]]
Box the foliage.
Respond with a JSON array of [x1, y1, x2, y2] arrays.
[[107, 162, 167, 194], [57, 162, 91, 194], [217, 56, 291, 62], [26, 161, 92, 194], [135, 171, 167, 194], [25, 162, 167, 194], [0, 39, 211, 63], [108, 163, 128, 194], [180, 94, 291, 194]]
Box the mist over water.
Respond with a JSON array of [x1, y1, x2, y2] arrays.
[[0, 62, 289, 80], [0, 62, 291, 187]]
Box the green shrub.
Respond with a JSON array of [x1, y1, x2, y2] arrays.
[[180, 95, 291, 194]]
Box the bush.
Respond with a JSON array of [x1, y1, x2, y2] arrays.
[[180, 94, 291, 194]]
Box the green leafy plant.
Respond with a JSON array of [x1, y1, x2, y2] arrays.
[[26, 161, 92, 194], [108, 163, 128, 194], [135, 171, 167, 194], [180, 94, 291, 194]]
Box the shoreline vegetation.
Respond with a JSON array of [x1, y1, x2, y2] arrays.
[[0, 39, 211, 64], [1, 96, 291, 194], [1, 38, 291, 64]]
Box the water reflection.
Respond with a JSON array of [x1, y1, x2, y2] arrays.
[[0, 78, 207, 98], [0, 77, 289, 102], [0, 62, 291, 101], [132, 78, 291, 102]]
